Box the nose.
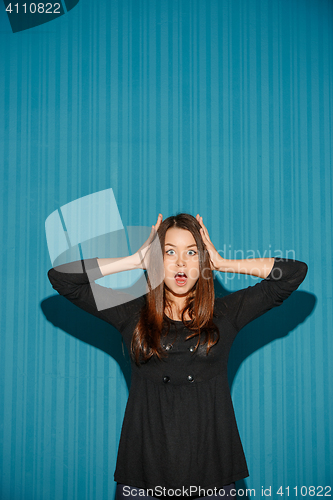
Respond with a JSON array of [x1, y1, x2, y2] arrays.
[[176, 254, 186, 267]]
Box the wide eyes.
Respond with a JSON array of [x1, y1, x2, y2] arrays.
[[165, 249, 197, 256]]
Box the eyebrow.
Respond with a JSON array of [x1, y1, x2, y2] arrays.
[[165, 243, 197, 248]]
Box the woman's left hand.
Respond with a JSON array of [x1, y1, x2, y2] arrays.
[[196, 214, 223, 271]]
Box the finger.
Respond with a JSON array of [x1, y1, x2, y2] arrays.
[[155, 214, 162, 230], [200, 227, 208, 241], [197, 214, 204, 228], [198, 215, 207, 232], [152, 214, 160, 228], [199, 221, 208, 238], [201, 229, 212, 249], [151, 214, 163, 235], [197, 215, 204, 231], [199, 216, 207, 229], [200, 217, 211, 241]]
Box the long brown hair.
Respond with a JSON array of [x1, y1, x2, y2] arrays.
[[131, 213, 220, 365]]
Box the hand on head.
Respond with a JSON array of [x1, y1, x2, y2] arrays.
[[136, 214, 163, 269], [196, 214, 222, 271]]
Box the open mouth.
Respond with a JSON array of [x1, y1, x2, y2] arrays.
[[174, 272, 188, 286]]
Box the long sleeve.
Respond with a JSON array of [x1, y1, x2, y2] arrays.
[[217, 257, 308, 332], [47, 257, 145, 333]]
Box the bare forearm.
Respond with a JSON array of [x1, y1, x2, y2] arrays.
[[216, 257, 275, 279], [97, 253, 141, 277]]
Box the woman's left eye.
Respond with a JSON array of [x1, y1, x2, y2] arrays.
[[165, 249, 197, 256]]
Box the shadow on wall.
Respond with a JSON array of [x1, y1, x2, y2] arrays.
[[41, 294, 132, 385], [41, 275, 316, 498]]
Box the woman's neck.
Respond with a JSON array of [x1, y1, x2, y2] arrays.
[[164, 292, 191, 321], [167, 307, 190, 321]]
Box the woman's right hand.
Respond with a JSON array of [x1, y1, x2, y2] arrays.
[[135, 214, 163, 269]]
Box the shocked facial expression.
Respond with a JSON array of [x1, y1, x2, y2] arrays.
[[163, 227, 200, 295]]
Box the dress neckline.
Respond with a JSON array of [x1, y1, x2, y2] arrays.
[[164, 314, 191, 323]]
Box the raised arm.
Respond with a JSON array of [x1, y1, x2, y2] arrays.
[[217, 257, 308, 332], [196, 214, 275, 278], [196, 214, 308, 331], [47, 214, 164, 332], [216, 257, 275, 279], [47, 257, 144, 332], [96, 213, 163, 276]]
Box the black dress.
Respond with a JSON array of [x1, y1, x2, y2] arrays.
[[47, 257, 308, 493]]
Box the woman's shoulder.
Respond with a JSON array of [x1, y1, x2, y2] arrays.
[[213, 295, 228, 318], [214, 291, 241, 309], [213, 289, 246, 319]]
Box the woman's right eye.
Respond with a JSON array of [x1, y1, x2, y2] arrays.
[[166, 249, 175, 255]]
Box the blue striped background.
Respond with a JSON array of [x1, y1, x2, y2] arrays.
[[0, 0, 332, 498]]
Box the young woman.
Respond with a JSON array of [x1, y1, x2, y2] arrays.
[[48, 213, 308, 500]]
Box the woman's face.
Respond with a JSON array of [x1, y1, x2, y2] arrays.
[[163, 227, 200, 295]]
